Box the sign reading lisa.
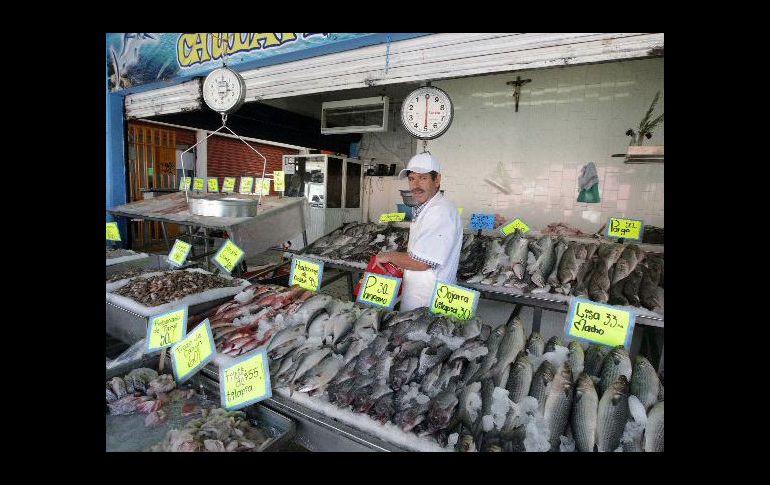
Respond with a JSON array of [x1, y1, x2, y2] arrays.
[[273, 171, 285, 192], [469, 213, 496, 231], [193, 177, 205, 191], [289, 256, 324, 292], [106, 222, 121, 241], [213, 240, 245, 274], [222, 177, 236, 193], [207, 178, 219, 192], [606, 217, 644, 241], [167, 239, 192, 267], [500, 218, 530, 236], [147, 307, 188, 352], [564, 298, 636, 349], [179, 176, 191, 191], [379, 212, 406, 223], [357, 272, 401, 310], [170, 319, 216, 383], [429, 281, 480, 321], [220, 350, 272, 411], [239, 177, 254, 194]]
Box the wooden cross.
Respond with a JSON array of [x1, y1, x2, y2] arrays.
[[506, 76, 532, 112]]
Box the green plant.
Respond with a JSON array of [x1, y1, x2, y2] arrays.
[[626, 91, 664, 145]]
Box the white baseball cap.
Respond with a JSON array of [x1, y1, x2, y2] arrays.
[[398, 152, 442, 179]]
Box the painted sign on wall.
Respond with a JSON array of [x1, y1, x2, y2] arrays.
[[107, 33, 371, 91]]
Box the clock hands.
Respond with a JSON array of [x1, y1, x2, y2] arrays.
[[424, 95, 429, 129]]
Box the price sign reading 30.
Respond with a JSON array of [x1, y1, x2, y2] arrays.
[[564, 298, 636, 349], [289, 256, 324, 292], [213, 240, 245, 274], [429, 281, 480, 321], [171, 319, 216, 383], [357, 272, 401, 310], [220, 350, 272, 410], [147, 307, 188, 352]]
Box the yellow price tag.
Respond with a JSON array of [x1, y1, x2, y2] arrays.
[[607, 218, 644, 240], [239, 177, 254, 194], [167, 239, 192, 267], [106, 222, 121, 241], [430, 281, 479, 321], [207, 178, 219, 192], [500, 218, 530, 236], [221, 351, 271, 410], [171, 319, 215, 383], [179, 177, 191, 191], [356, 273, 401, 310], [566, 298, 635, 348], [222, 177, 236, 193], [458, 207, 464, 215], [213, 240, 245, 273], [147, 307, 187, 351], [273, 171, 285, 192], [290, 257, 323, 292], [255, 178, 271, 196], [379, 212, 406, 223], [193, 178, 204, 191]]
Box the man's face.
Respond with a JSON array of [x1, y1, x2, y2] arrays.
[[408, 171, 441, 205]]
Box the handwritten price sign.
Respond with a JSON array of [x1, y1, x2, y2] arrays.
[[207, 178, 219, 192], [429, 281, 480, 321], [273, 171, 285, 192], [500, 218, 530, 236], [193, 178, 205, 191], [379, 212, 406, 223], [469, 213, 496, 231], [239, 177, 254, 194], [357, 272, 401, 310], [171, 319, 215, 383], [564, 298, 636, 349], [220, 350, 272, 410], [147, 307, 188, 352], [213, 240, 245, 274], [179, 177, 192, 191], [290, 256, 324, 292], [222, 177, 236, 193], [254, 178, 271, 196], [106, 222, 121, 241], [606, 217, 644, 241], [167, 239, 192, 267]]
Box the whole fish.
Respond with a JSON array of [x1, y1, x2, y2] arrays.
[[599, 346, 632, 396], [528, 236, 556, 287], [343, 334, 375, 364], [328, 310, 357, 346], [526, 332, 545, 358], [608, 275, 630, 306], [393, 400, 431, 432], [644, 401, 664, 452], [369, 391, 397, 424], [546, 238, 569, 287], [425, 390, 460, 433], [418, 346, 452, 377], [529, 360, 556, 413], [505, 351, 533, 404], [597, 243, 625, 269], [588, 263, 612, 303], [573, 258, 598, 297], [544, 336, 562, 354], [584, 344, 609, 377], [354, 381, 393, 414], [267, 324, 306, 359], [306, 313, 330, 339], [596, 375, 630, 452], [567, 341, 585, 379], [473, 378, 496, 438], [432, 359, 465, 396], [327, 376, 358, 405], [389, 356, 419, 390], [289, 348, 332, 389], [571, 372, 599, 452], [470, 326, 505, 381], [372, 351, 395, 382], [612, 244, 644, 284], [480, 238, 507, 277], [294, 353, 344, 394], [353, 308, 381, 335], [557, 242, 582, 285], [507, 233, 531, 280], [543, 364, 574, 450], [487, 318, 525, 386], [456, 381, 483, 428], [639, 258, 663, 310], [623, 268, 644, 307], [460, 317, 482, 341], [630, 355, 661, 411], [291, 294, 334, 329]]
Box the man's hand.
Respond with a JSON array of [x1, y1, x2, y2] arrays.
[[374, 252, 394, 271]]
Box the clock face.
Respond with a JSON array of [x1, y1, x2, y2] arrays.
[[202, 67, 246, 114], [401, 86, 454, 140]]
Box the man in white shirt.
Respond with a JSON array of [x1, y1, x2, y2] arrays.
[[375, 153, 463, 311]]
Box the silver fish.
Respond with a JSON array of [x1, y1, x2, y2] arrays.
[[353, 308, 381, 335], [557, 242, 582, 285], [544, 336, 562, 354], [526, 332, 545, 358], [289, 348, 332, 388], [457, 381, 483, 428], [507, 233, 531, 280], [584, 344, 609, 377], [571, 372, 599, 452], [108, 377, 127, 400], [372, 351, 395, 382], [448, 339, 489, 363], [599, 346, 632, 397], [417, 346, 452, 377], [471, 325, 505, 381], [293, 294, 334, 330], [328, 310, 357, 346], [546, 238, 569, 287], [433, 359, 464, 397], [528, 236, 556, 287], [460, 317, 482, 341], [487, 318, 525, 386], [644, 401, 664, 452], [505, 351, 533, 404], [596, 375, 630, 452], [481, 238, 507, 276], [295, 353, 344, 394], [267, 325, 306, 360], [568, 341, 585, 379], [529, 360, 556, 413], [343, 334, 375, 364], [389, 356, 419, 390], [307, 313, 330, 339], [630, 355, 661, 411], [543, 364, 574, 450]]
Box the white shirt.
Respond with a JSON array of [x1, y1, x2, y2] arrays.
[[401, 192, 463, 311]]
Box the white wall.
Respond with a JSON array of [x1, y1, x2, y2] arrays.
[[364, 57, 664, 232]]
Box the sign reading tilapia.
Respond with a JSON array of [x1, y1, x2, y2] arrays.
[[213, 240, 245, 274], [290, 256, 324, 293], [357, 272, 401, 310], [606, 217, 644, 241], [147, 306, 188, 352], [106, 222, 121, 241], [220, 350, 272, 410], [167, 239, 192, 267], [565, 298, 635, 348], [171, 319, 216, 383], [430, 281, 479, 321]]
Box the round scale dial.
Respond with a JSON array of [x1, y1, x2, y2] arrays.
[[202, 67, 246, 114], [400, 86, 454, 139]]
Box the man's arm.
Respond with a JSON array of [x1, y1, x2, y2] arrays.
[[375, 251, 431, 271]]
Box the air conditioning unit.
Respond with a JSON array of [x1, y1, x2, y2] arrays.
[[321, 96, 389, 134]]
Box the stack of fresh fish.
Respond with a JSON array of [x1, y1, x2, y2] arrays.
[[303, 222, 409, 264], [459, 230, 664, 312], [210, 283, 315, 357], [107, 368, 199, 427], [262, 291, 663, 452], [111, 270, 241, 307]]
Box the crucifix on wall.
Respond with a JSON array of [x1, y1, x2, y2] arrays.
[[506, 76, 532, 112]]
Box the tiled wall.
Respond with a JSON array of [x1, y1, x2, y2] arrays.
[[364, 58, 664, 232]]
